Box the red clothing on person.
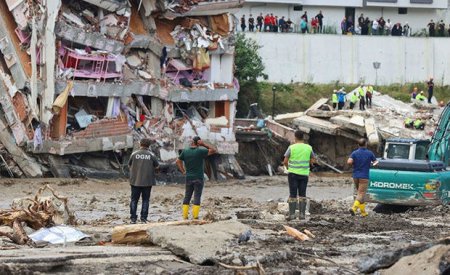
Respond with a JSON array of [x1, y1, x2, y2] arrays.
[[311, 18, 318, 27], [270, 16, 276, 25], [264, 16, 271, 25]]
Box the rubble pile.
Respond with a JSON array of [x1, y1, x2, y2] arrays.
[[0, 0, 243, 179]]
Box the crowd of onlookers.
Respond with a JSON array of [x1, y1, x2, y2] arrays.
[[239, 11, 450, 37]]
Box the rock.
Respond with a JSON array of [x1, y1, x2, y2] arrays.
[[126, 55, 142, 68], [148, 220, 251, 265], [380, 244, 450, 275], [138, 70, 152, 80]]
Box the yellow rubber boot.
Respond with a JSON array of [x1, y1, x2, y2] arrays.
[[359, 203, 368, 217], [192, 205, 201, 220], [182, 204, 189, 220], [349, 200, 360, 216]]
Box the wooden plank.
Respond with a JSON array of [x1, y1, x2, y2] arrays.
[[112, 220, 210, 244]]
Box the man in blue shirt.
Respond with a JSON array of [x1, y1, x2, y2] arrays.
[[347, 138, 378, 217], [337, 88, 346, 110]]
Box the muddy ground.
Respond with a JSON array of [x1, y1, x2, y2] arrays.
[[0, 175, 448, 274]]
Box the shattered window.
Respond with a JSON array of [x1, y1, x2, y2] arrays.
[[415, 143, 428, 160], [386, 144, 410, 160]]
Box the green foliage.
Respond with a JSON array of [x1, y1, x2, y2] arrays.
[[234, 33, 267, 83], [234, 34, 267, 117]]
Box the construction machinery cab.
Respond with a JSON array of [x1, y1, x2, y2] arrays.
[[384, 138, 430, 161]]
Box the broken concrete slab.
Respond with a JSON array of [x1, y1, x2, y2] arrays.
[[81, 0, 130, 13], [305, 98, 329, 113], [372, 93, 416, 115], [148, 220, 251, 265], [266, 120, 296, 144], [330, 115, 366, 135], [126, 55, 142, 68], [293, 115, 339, 135], [55, 21, 125, 54], [27, 134, 133, 155], [274, 112, 303, 124]]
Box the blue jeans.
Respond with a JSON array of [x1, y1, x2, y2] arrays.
[[183, 179, 204, 205], [130, 185, 152, 221]]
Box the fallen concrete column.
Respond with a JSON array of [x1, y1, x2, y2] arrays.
[[364, 117, 379, 145], [274, 112, 303, 124], [0, 119, 42, 177], [305, 98, 330, 113], [41, 0, 61, 126]]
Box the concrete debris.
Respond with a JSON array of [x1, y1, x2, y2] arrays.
[[148, 220, 251, 265], [0, 0, 242, 179], [269, 93, 442, 171]]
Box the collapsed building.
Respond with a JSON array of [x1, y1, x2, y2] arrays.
[[235, 93, 440, 175], [0, 0, 244, 180]]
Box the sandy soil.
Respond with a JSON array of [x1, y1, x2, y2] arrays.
[[0, 174, 448, 274]]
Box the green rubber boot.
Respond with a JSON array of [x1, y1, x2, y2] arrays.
[[298, 198, 307, 220], [287, 198, 297, 221]]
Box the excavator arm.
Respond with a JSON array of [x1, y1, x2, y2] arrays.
[[428, 102, 450, 166]]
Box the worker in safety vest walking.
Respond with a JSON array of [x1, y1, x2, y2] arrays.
[[358, 85, 366, 110], [283, 130, 316, 220], [350, 92, 358, 110], [331, 90, 338, 110]]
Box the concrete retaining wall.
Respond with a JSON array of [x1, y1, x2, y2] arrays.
[[246, 32, 450, 85]]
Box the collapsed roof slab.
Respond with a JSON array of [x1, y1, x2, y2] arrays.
[[163, 0, 244, 18], [126, 34, 164, 56], [54, 80, 239, 102], [56, 21, 125, 54], [27, 134, 134, 155], [166, 87, 238, 102], [81, 0, 130, 13]]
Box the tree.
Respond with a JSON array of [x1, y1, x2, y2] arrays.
[[234, 34, 267, 117]]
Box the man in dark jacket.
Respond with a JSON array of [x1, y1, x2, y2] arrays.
[[128, 138, 159, 224]]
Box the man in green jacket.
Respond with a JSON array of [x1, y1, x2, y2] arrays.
[[283, 130, 316, 220], [176, 136, 217, 220], [332, 90, 338, 110]]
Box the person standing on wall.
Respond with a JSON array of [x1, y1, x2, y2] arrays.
[[128, 138, 159, 224], [256, 13, 263, 32], [240, 15, 246, 32], [176, 136, 217, 220], [427, 77, 434, 104], [347, 138, 378, 217], [248, 14, 255, 32], [283, 130, 316, 221], [316, 10, 324, 33], [428, 20, 435, 37], [301, 11, 308, 33]]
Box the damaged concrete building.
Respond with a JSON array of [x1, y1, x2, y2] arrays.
[[0, 0, 244, 180]]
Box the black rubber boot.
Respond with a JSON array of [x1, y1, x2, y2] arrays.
[[298, 198, 307, 220], [287, 198, 297, 221]]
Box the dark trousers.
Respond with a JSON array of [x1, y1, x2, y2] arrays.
[[338, 102, 345, 110], [350, 102, 355, 109], [249, 24, 254, 32], [428, 90, 433, 104], [288, 173, 308, 198], [359, 98, 366, 110], [366, 95, 372, 108], [183, 179, 204, 205], [130, 185, 152, 221], [332, 103, 337, 109], [257, 23, 262, 31]]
